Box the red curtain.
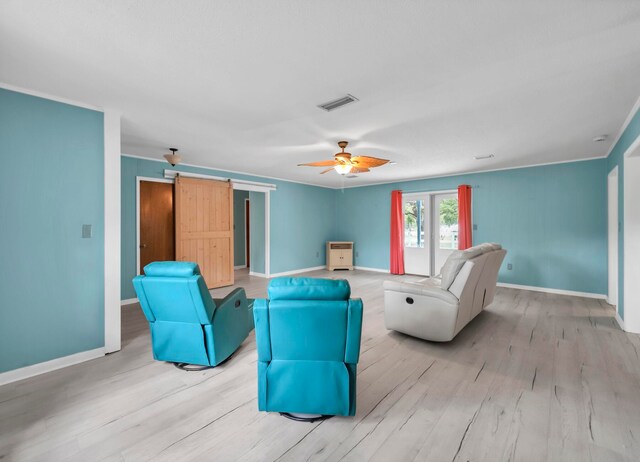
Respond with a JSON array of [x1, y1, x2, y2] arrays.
[[458, 185, 472, 250], [390, 190, 405, 274]]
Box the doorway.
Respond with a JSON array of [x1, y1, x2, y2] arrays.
[[136, 175, 272, 280], [624, 142, 640, 333], [403, 191, 458, 276], [245, 198, 250, 268], [608, 167, 618, 307], [139, 180, 175, 274]]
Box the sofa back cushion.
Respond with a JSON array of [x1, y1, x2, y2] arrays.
[[440, 246, 484, 290]]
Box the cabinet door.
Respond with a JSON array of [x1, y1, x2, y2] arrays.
[[330, 250, 343, 267], [341, 249, 353, 265]]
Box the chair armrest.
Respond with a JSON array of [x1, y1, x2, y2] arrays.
[[212, 287, 247, 311], [383, 280, 458, 304], [345, 298, 363, 364], [211, 287, 252, 332], [253, 299, 271, 362]]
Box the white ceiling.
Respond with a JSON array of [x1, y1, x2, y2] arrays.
[[2, 1, 640, 188]]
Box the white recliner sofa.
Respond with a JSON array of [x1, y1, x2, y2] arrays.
[[384, 243, 506, 342]]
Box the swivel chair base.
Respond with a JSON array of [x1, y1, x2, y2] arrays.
[[172, 363, 214, 371], [171, 350, 237, 371], [279, 413, 333, 423]]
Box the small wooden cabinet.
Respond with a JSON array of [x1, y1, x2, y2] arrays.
[[327, 241, 354, 271]]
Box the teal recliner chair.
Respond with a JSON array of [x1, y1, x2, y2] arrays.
[[133, 262, 253, 370], [254, 278, 363, 421]]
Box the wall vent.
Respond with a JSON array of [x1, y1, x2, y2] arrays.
[[318, 94, 359, 112]]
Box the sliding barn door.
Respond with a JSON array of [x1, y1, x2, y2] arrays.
[[175, 176, 234, 288]]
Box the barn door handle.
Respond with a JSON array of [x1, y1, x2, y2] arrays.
[[139, 244, 148, 249]]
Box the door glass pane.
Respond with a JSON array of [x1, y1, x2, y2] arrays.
[[405, 200, 425, 248], [439, 198, 458, 249]]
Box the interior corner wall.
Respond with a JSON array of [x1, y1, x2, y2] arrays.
[[120, 157, 336, 299], [0, 88, 105, 373], [607, 102, 640, 322], [335, 159, 608, 295]]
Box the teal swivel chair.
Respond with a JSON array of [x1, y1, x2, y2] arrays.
[[133, 261, 253, 370], [254, 278, 363, 421]]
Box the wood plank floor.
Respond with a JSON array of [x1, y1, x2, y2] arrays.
[[1, 269, 640, 461]]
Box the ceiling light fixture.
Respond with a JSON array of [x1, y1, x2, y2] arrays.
[[334, 164, 353, 175], [474, 154, 495, 160], [164, 148, 182, 166], [593, 135, 608, 142]]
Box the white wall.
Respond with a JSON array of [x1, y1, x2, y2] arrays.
[[624, 149, 640, 333]]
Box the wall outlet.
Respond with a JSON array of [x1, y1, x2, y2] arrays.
[[507, 263, 513, 270], [316, 251, 320, 258], [82, 224, 92, 238], [356, 251, 359, 257], [473, 224, 478, 231]]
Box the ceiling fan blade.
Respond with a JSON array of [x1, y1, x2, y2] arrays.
[[320, 167, 335, 174], [298, 160, 338, 167], [350, 156, 389, 168], [350, 167, 370, 174]]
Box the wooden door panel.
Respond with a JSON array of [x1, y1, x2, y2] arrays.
[[139, 181, 175, 274], [175, 176, 234, 289]]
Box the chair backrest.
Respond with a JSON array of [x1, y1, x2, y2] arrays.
[[133, 261, 216, 325], [261, 278, 362, 363]]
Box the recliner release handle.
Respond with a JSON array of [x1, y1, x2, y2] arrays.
[[235, 300, 241, 308], [406, 297, 414, 305]]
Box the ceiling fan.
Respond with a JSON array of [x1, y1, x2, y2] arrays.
[[298, 141, 390, 175]]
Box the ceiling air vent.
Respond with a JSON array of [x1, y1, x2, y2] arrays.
[[346, 175, 358, 179], [318, 94, 359, 112]]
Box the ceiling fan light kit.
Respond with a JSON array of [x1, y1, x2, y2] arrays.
[[298, 140, 390, 176], [164, 147, 182, 166]]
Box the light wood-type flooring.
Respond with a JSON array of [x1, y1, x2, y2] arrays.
[[1, 269, 640, 461]]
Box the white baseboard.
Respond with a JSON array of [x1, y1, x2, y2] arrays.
[[249, 271, 267, 278], [0, 347, 105, 387], [354, 266, 390, 274], [269, 266, 325, 278], [496, 282, 606, 300], [121, 297, 139, 306], [615, 310, 625, 330], [234, 265, 247, 270]]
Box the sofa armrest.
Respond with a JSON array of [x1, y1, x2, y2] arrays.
[[382, 280, 458, 305]]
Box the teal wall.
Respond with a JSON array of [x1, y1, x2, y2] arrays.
[[121, 156, 336, 300], [335, 159, 608, 295], [607, 105, 640, 320], [233, 190, 249, 267], [0, 89, 105, 373], [249, 191, 266, 274]]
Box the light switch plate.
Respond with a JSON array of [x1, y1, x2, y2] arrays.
[[82, 224, 93, 238], [473, 224, 478, 230]]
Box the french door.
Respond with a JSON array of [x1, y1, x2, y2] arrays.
[[403, 191, 458, 276]]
